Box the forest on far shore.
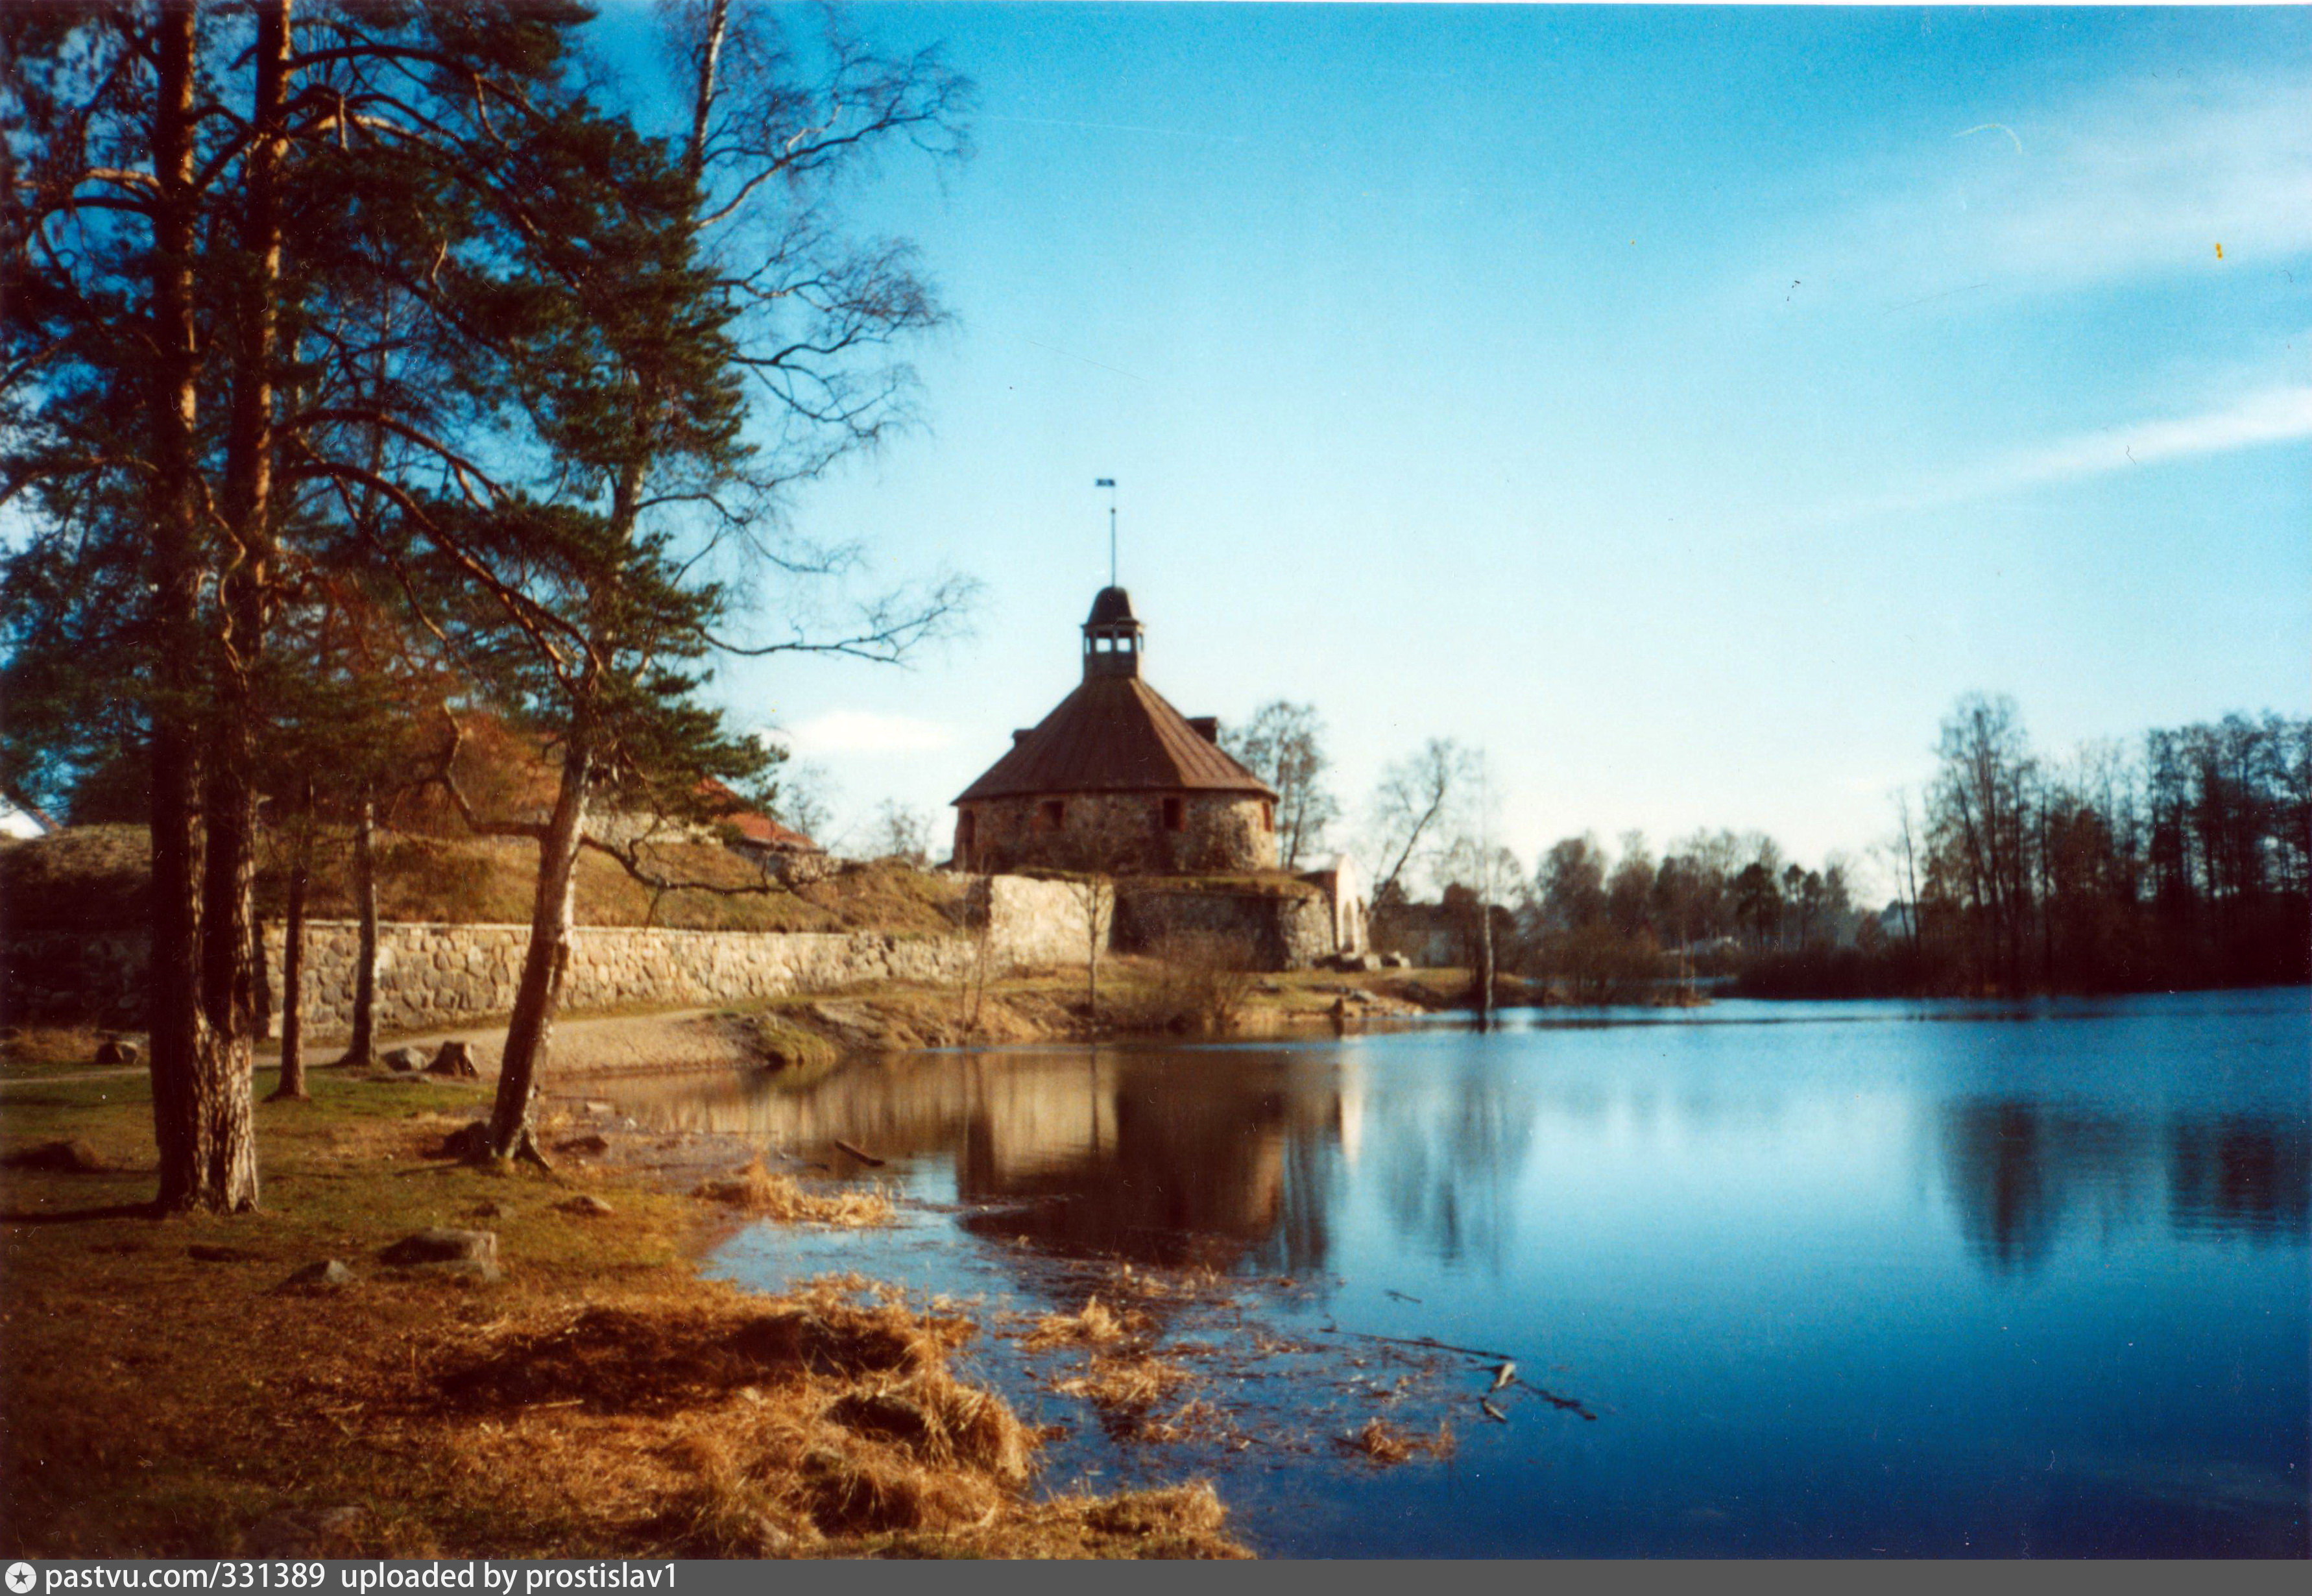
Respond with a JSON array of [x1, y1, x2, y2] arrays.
[[1461, 694, 2311, 1002]]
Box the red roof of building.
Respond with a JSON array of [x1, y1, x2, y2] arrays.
[[699, 780, 817, 851], [954, 675, 1277, 804]]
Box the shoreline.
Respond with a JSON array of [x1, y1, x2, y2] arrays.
[[0, 1053, 1262, 1558]]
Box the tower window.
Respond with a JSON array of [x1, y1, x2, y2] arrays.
[[1162, 797, 1185, 832], [1039, 799, 1065, 831], [1260, 801, 1275, 832]]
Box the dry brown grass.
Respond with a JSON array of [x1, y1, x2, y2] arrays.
[[1053, 1351, 1199, 1416], [1339, 1415, 1458, 1466], [0, 1026, 110, 1072], [691, 1161, 893, 1227], [0, 1075, 1246, 1559], [3, 826, 965, 941], [1022, 1293, 1144, 1351]]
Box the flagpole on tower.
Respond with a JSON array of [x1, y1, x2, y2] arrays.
[[1096, 478, 1117, 587]]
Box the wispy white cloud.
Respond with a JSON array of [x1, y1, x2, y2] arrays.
[[1833, 385, 2312, 521], [778, 709, 958, 757], [1772, 71, 2312, 301]]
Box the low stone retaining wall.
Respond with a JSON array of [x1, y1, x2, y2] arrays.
[[259, 921, 985, 1042], [1, 873, 1113, 1041], [1114, 885, 1334, 971], [2, 871, 1327, 1037]]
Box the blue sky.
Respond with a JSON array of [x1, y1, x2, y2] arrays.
[[603, 4, 2312, 891]]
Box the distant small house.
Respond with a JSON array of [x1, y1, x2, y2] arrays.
[[1370, 899, 1463, 969], [596, 779, 828, 884], [716, 801, 821, 865]]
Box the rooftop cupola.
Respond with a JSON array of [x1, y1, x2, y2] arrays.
[[1081, 585, 1143, 680]]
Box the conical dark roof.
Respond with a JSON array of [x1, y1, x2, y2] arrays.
[[1086, 586, 1137, 627], [954, 675, 1275, 803]]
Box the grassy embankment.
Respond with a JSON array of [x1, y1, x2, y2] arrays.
[[0, 823, 970, 938], [0, 1065, 1249, 1558]]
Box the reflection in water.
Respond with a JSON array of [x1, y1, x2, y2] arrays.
[[1939, 1100, 2309, 1274], [625, 993, 2309, 1557], [2169, 1117, 2311, 1239], [610, 1046, 1365, 1271], [1938, 1102, 2151, 1274], [1367, 1056, 1539, 1272], [612, 1028, 2311, 1288]]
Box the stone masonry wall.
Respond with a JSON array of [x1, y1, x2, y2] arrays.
[[263, 922, 985, 1041], [3, 874, 1109, 1040], [1113, 886, 1336, 972], [2, 871, 1316, 1038], [965, 873, 1111, 971], [959, 792, 1277, 875]]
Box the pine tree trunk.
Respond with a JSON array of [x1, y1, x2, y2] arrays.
[[485, 749, 591, 1163], [146, 0, 227, 1211], [193, 748, 263, 1210], [271, 815, 311, 1100], [335, 796, 379, 1065]]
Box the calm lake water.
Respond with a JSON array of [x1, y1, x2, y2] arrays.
[[597, 988, 2311, 1556]]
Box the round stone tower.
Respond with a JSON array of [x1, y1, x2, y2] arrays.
[[952, 588, 1279, 875]]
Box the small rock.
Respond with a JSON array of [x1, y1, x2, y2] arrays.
[[581, 1100, 616, 1115], [240, 1504, 368, 1557], [280, 1259, 357, 1290], [557, 1194, 616, 1217], [381, 1045, 429, 1072], [411, 1257, 503, 1285], [3, 1139, 106, 1172], [556, 1133, 611, 1155], [426, 1040, 479, 1079], [93, 1039, 143, 1067], [467, 1198, 512, 1220], [379, 1227, 498, 1268]]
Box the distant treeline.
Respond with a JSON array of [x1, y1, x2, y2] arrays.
[[1488, 695, 2309, 1000]]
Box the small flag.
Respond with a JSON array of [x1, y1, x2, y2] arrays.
[[1095, 478, 1115, 488]]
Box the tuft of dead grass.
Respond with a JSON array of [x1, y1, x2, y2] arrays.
[[436, 1292, 959, 1416], [1054, 1351, 1198, 1416], [1338, 1415, 1457, 1466], [1079, 1481, 1231, 1539], [0, 1026, 111, 1072], [692, 1161, 892, 1227], [1022, 1294, 1144, 1351]]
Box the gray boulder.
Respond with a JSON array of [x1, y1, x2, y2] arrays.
[[379, 1227, 498, 1268], [281, 1259, 357, 1290], [557, 1194, 616, 1217], [94, 1039, 143, 1067], [381, 1045, 429, 1072]]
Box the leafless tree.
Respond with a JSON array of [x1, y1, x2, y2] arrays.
[[1223, 699, 1339, 869], [1367, 737, 1474, 909]]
